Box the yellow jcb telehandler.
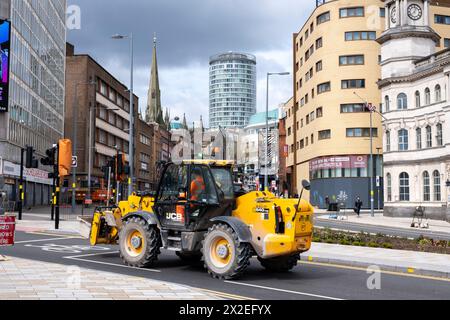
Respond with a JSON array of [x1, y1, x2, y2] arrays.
[[90, 160, 314, 279]]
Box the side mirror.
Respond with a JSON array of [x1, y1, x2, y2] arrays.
[[302, 180, 311, 191]]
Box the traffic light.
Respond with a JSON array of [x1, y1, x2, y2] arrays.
[[101, 165, 111, 182], [25, 146, 39, 169], [58, 139, 72, 177], [41, 147, 56, 167]]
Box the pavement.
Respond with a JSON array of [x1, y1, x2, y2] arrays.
[[0, 256, 219, 300], [314, 210, 450, 241], [2, 231, 449, 300]]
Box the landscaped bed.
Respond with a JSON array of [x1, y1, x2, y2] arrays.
[[313, 228, 450, 255]]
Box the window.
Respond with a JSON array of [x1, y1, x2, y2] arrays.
[[311, 134, 314, 144], [341, 79, 365, 89], [416, 128, 422, 150], [436, 123, 443, 146], [425, 88, 431, 105], [346, 128, 378, 137], [100, 81, 107, 95], [445, 38, 450, 48], [433, 170, 441, 201], [339, 55, 364, 65], [426, 125, 432, 148], [340, 7, 364, 18], [305, 45, 314, 61], [398, 129, 409, 151], [316, 37, 323, 49], [317, 82, 331, 93], [316, 60, 323, 72], [345, 31, 377, 41], [317, 11, 330, 24], [397, 93, 408, 110], [435, 85, 441, 102], [316, 107, 323, 118], [109, 89, 116, 102], [399, 172, 410, 201], [423, 171, 431, 202], [380, 8, 386, 17], [435, 14, 450, 25], [384, 96, 390, 112], [310, 22, 314, 33], [340, 103, 368, 113], [305, 29, 309, 40], [386, 131, 391, 152], [386, 173, 392, 202], [415, 91, 421, 108], [318, 130, 331, 140]]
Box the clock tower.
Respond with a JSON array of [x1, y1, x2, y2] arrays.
[[378, 0, 440, 78]]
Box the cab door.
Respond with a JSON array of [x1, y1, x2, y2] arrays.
[[154, 164, 189, 229]]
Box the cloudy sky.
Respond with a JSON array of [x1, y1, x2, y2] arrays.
[[67, 0, 316, 126]]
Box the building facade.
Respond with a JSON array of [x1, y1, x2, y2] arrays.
[[379, 0, 450, 221], [209, 52, 257, 129], [289, 0, 450, 209], [0, 0, 66, 207], [136, 117, 154, 191], [65, 43, 139, 199]]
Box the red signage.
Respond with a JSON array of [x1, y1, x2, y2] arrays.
[[0, 216, 15, 246], [310, 155, 368, 171]]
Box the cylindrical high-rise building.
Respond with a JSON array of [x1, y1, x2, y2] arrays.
[[209, 52, 257, 128]]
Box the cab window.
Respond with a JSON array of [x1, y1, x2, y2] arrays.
[[211, 167, 234, 200], [159, 164, 187, 202]]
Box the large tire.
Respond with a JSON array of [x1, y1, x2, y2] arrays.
[[119, 217, 160, 268], [258, 254, 300, 272], [202, 223, 251, 280], [176, 251, 202, 263]]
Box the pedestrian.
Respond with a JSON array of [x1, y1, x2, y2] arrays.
[[354, 196, 363, 217], [325, 196, 330, 210]]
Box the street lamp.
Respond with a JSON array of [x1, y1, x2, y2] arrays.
[[112, 33, 134, 197], [265, 72, 290, 191]]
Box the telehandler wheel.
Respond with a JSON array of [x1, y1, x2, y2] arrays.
[[176, 251, 202, 263], [119, 217, 160, 268], [202, 223, 251, 280], [258, 253, 300, 273]]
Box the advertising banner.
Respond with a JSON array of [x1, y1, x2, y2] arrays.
[[0, 216, 15, 246], [310, 155, 368, 171], [0, 19, 10, 113]]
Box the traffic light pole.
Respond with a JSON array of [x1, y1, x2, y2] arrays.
[[18, 148, 24, 221], [55, 145, 60, 230]]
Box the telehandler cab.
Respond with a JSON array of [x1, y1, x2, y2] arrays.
[[90, 160, 314, 279]]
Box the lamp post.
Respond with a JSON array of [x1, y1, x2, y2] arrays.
[[112, 33, 134, 197], [71, 81, 96, 213], [376, 147, 382, 210], [265, 72, 290, 191]]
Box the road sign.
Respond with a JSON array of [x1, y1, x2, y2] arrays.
[[0, 216, 15, 246], [376, 176, 381, 187], [72, 156, 78, 168]]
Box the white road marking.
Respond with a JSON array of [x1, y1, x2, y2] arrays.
[[63, 251, 161, 273], [15, 237, 79, 244], [224, 281, 344, 300]]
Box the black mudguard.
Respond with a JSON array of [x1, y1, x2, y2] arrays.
[[210, 216, 252, 242]]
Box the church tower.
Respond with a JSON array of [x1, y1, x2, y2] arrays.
[[378, 0, 440, 78], [145, 34, 165, 126]]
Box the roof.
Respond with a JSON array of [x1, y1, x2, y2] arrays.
[[181, 160, 235, 167], [248, 109, 279, 126]]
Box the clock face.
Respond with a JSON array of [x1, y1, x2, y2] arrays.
[[391, 6, 397, 24], [408, 4, 422, 20]]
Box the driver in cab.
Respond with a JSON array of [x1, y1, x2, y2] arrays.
[[190, 168, 206, 204]]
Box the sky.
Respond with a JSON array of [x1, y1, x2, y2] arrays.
[[67, 0, 316, 126]]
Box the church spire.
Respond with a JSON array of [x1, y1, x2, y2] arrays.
[[145, 33, 165, 126], [182, 113, 188, 130]]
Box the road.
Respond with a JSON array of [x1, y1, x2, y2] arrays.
[[315, 218, 450, 241], [2, 231, 449, 300]]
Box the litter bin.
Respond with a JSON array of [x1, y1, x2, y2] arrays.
[[328, 203, 338, 212]]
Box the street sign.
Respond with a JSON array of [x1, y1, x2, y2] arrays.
[[72, 156, 78, 168], [376, 176, 381, 187], [0, 216, 15, 246]]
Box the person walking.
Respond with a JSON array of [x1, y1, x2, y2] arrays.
[[354, 196, 363, 217]]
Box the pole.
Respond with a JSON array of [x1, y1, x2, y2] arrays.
[[106, 166, 111, 207], [370, 110, 375, 217], [87, 102, 94, 203], [71, 85, 78, 214], [265, 73, 270, 191], [55, 144, 60, 230], [128, 33, 134, 197], [18, 148, 24, 220], [51, 175, 55, 221], [377, 148, 381, 211]]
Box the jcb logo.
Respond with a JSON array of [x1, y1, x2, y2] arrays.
[[166, 213, 184, 222]]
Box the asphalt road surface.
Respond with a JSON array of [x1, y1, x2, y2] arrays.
[[2, 231, 449, 300]]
